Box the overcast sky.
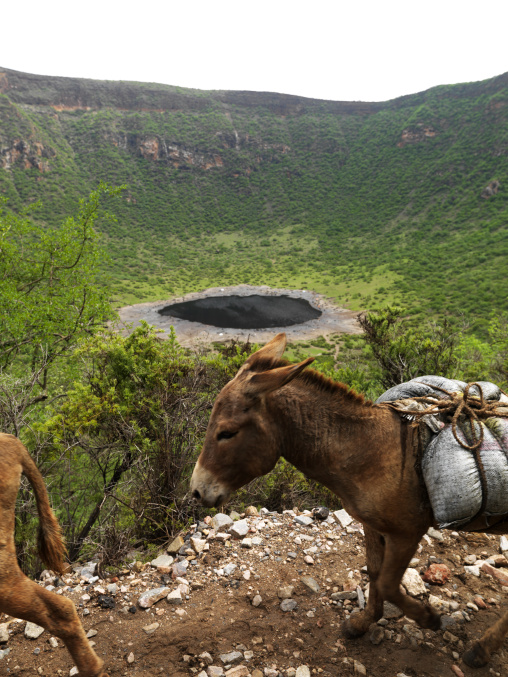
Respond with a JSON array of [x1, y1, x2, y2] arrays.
[[2, 0, 508, 102]]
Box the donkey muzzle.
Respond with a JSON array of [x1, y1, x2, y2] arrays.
[[190, 461, 231, 508]]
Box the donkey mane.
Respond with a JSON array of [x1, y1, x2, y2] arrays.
[[250, 356, 374, 407]]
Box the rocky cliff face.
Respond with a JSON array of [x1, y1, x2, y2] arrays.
[[397, 124, 437, 147], [0, 138, 55, 171], [113, 133, 226, 169]]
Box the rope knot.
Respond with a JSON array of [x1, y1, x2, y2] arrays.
[[394, 382, 508, 452]]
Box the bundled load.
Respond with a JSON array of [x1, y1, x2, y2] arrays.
[[377, 376, 508, 530]]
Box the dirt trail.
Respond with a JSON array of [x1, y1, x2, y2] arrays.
[[1, 508, 506, 677]]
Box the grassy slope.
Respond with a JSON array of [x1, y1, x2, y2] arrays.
[[1, 72, 507, 334]]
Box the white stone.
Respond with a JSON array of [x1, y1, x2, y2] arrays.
[[220, 651, 243, 664], [206, 665, 224, 677], [500, 535, 508, 553], [225, 667, 249, 677], [190, 537, 207, 553], [464, 565, 481, 577], [0, 624, 8, 643], [150, 554, 174, 569], [25, 622, 45, 639], [241, 538, 252, 549], [428, 594, 450, 612], [295, 667, 311, 677], [333, 509, 354, 527], [401, 568, 427, 596], [167, 589, 183, 605], [300, 576, 320, 594], [252, 595, 262, 607], [138, 586, 170, 608], [70, 667, 79, 676], [207, 668, 225, 677], [294, 515, 313, 527], [427, 526, 444, 542], [199, 652, 213, 665], [278, 585, 295, 599], [177, 583, 190, 596], [354, 661, 367, 675], [127, 652, 135, 664], [212, 513, 234, 531], [264, 669, 278, 677], [229, 519, 250, 538]]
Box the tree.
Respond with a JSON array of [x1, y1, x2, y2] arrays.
[[358, 307, 461, 389], [39, 324, 251, 561], [0, 183, 122, 421]]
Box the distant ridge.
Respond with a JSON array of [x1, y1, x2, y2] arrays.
[[2, 66, 508, 115]]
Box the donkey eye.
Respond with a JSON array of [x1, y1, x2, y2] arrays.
[[217, 430, 237, 441]]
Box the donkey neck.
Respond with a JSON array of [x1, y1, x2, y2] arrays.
[[268, 375, 387, 498]]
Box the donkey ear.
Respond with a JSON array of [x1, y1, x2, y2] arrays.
[[233, 333, 287, 380], [247, 332, 287, 363], [245, 357, 314, 396]]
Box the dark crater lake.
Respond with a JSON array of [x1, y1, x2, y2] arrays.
[[158, 294, 322, 329]]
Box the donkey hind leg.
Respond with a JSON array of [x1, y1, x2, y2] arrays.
[[3, 570, 107, 677], [376, 533, 441, 631], [463, 610, 508, 668], [342, 526, 385, 638]]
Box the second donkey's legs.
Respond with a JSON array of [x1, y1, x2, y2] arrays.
[[1, 563, 106, 677]]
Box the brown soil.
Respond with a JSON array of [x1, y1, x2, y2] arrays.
[[1, 511, 506, 677]]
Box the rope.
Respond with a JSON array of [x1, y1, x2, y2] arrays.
[[389, 382, 508, 452]]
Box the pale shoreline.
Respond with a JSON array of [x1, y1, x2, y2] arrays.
[[117, 284, 361, 348]]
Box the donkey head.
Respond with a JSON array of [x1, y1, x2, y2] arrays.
[[190, 333, 314, 508]]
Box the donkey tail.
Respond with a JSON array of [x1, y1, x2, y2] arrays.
[[17, 439, 66, 574]]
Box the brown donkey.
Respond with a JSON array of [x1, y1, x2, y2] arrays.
[[191, 333, 508, 668], [0, 433, 107, 676]]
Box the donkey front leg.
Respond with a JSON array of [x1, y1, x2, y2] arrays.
[[342, 525, 385, 638], [376, 533, 441, 631], [463, 610, 508, 668]]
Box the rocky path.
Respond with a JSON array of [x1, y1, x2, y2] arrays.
[[1, 507, 507, 677]]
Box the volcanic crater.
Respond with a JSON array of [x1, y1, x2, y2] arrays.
[[118, 285, 360, 346]]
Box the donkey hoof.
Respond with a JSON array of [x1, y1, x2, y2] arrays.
[[421, 607, 441, 632], [341, 617, 367, 639], [463, 643, 489, 669]]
